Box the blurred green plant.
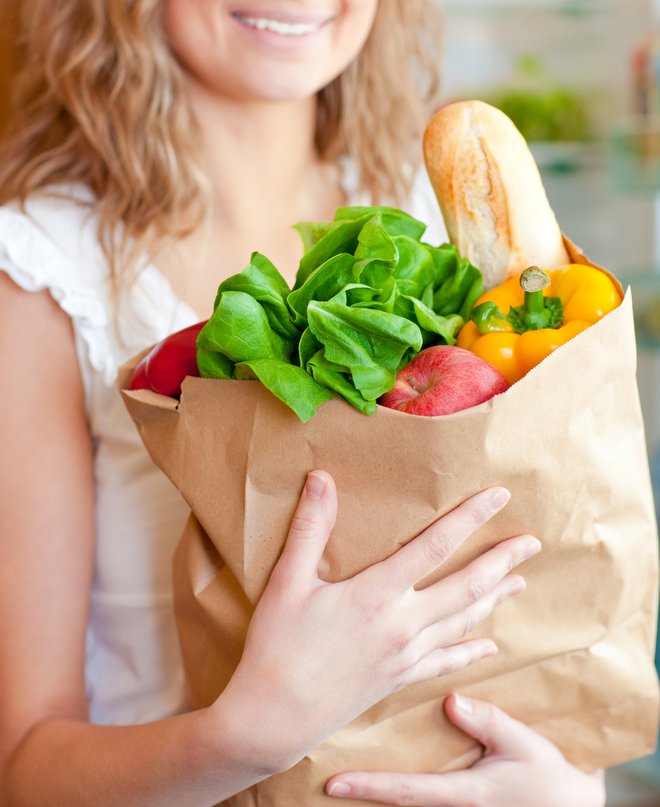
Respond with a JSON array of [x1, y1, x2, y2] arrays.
[[487, 54, 593, 142]]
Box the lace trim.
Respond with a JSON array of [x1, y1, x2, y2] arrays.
[[0, 206, 116, 384], [0, 201, 199, 388]]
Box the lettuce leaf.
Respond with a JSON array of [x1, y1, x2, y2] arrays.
[[197, 206, 483, 421]]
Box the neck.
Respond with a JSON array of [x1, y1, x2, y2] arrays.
[[188, 81, 325, 232], [152, 79, 345, 311]]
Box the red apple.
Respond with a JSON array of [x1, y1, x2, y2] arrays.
[[378, 345, 510, 416]]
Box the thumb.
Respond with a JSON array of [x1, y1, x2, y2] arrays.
[[445, 694, 535, 759], [272, 470, 337, 589]]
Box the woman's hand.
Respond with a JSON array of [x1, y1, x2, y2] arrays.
[[217, 471, 540, 773], [325, 694, 606, 807]]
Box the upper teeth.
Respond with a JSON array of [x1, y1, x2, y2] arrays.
[[237, 15, 323, 36]]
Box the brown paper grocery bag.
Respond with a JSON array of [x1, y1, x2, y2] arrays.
[[120, 246, 659, 806]]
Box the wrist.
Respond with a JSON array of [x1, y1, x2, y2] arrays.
[[208, 666, 306, 777]]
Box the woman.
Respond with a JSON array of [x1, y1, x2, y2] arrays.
[[0, 1, 604, 804]]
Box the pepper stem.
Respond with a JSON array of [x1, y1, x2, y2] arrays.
[[519, 266, 554, 330], [520, 266, 551, 294]]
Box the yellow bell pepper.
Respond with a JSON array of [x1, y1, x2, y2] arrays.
[[456, 264, 622, 384]]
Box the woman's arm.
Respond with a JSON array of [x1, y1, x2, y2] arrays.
[[0, 272, 272, 806], [0, 271, 538, 806]]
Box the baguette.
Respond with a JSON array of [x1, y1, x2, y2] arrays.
[[423, 99, 570, 289]]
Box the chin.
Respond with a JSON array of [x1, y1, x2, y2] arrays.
[[218, 67, 332, 104]]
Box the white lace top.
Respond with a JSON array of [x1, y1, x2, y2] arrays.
[[0, 169, 447, 726]]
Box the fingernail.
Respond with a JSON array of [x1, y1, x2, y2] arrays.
[[489, 487, 510, 509], [328, 783, 352, 797], [509, 576, 527, 596], [306, 472, 326, 500], [521, 536, 542, 560], [454, 694, 474, 715]]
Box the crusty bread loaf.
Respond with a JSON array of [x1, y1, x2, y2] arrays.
[[423, 100, 570, 289]]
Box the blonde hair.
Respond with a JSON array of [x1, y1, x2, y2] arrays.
[[0, 0, 443, 281]]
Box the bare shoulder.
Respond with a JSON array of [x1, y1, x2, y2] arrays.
[[0, 268, 92, 468], [0, 267, 84, 379], [0, 270, 94, 758]]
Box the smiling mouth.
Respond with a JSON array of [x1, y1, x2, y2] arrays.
[[231, 12, 330, 37]]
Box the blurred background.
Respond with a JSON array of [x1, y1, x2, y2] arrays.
[[0, 0, 659, 803], [438, 0, 660, 804]]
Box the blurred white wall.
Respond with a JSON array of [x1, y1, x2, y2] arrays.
[[438, 0, 652, 127], [435, 0, 655, 273]]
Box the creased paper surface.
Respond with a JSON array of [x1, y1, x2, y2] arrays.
[[120, 248, 660, 807]]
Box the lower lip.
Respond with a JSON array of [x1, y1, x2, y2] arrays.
[[231, 14, 330, 49]]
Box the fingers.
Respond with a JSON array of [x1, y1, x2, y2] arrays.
[[412, 573, 526, 657], [270, 470, 337, 591], [399, 570, 529, 687], [417, 533, 541, 626], [406, 638, 499, 686], [324, 698, 543, 804], [325, 770, 481, 805], [444, 693, 537, 758], [325, 706, 607, 805], [382, 487, 511, 592]]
